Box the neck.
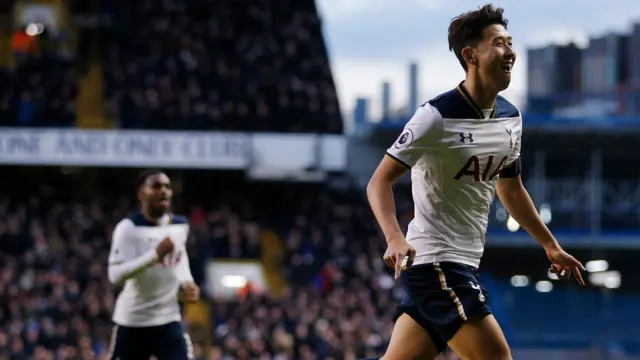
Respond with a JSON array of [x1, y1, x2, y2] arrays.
[[463, 73, 498, 109], [142, 208, 166, 222]]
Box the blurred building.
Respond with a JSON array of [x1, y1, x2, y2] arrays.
[[581, 33, 628, 93], [527, 43, 582, 97], [629, 23, 640, 89], [526, 43, 581, 115], [525, 26, 640, 121]]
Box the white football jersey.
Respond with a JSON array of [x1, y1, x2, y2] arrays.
[[387, 83, 522, 268], [108, 213, 193, 327]]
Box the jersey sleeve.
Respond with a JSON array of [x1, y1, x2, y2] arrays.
[[175, 226, 195, 284], [108, 220, 138, 264], [500, 114, 523, 178], [108, 219, 159, 285], [386, 104, 443, 168]]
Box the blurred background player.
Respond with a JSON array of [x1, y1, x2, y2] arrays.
[[1, 0, 640, 359], [107, 170, 199, 360], [365, 5, 585, 360]]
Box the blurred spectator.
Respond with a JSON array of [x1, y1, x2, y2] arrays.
[[3, 0, 343, 133], [0, 55, 78, 127], [102, 0, 343, 133], [12, 26, 38, 61]]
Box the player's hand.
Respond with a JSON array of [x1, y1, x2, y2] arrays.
[[546, 247, 586, 286], [155, 237, 174, 259], [383, 236, 416, 280], [179, 282, 200, 303]]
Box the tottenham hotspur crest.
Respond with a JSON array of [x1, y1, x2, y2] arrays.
[[502, 124, 513, 150], [470, 282, 486, 303]]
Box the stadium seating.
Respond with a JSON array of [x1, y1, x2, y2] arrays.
[[101, 0, 343, 133], [0, 55, 77, 127], [2, 0, 342, 133]]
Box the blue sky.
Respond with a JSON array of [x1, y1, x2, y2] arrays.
[[316, 0, 640, 120]]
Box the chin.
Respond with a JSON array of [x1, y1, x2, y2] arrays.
[[153, 205, 171, 215], [497, 79, 511, 92]]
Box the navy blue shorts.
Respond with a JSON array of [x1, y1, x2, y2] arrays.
[[394, 262, 493, 354], [108, 321, 194, 360]]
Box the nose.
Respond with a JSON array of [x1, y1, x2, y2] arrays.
[[504, 45, 515, 59]]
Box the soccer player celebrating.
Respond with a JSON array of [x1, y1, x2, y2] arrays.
[[364, 4, 585, 360], [107, 170, 198, 360]]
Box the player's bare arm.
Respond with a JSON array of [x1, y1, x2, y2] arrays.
[[176, 243, 199, 303], [496, 175, 586, 286], [367, 155, 417, 279]]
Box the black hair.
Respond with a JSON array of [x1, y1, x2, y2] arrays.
[[447, 3, 509, 72], [134, 169, 165, 194]]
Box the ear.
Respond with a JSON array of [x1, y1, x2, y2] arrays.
[[461, 47, 476, 67]]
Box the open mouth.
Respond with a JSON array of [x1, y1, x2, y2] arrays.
[[158, 198, 170, 205], [501, 63, 513, 73]]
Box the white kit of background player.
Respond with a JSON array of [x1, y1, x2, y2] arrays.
[[108, 213, 193, 326]]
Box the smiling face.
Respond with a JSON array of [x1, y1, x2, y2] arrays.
[[138, 172, 172, 217], [463, 24, 516, 92]]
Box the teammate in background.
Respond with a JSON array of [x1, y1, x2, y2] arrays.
[[107, 170, 199, 360], [363, 4, 585, 360]]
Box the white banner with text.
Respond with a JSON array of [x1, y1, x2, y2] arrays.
[[0, 129, 346, 171]]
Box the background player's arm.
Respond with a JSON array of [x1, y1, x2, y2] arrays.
[[175, 246, 194, 284], [367, 105, 441, 242], [176, 233, 200, 303], [108, 220, 160, 286], [177, 253, 200, 303]]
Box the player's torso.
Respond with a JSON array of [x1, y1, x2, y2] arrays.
[[129, 223, 189, 294], [113, 215, 189, 326], [412, 117, 520, 233], [407, 89, 522, 267], [439, 116, 521, 184]]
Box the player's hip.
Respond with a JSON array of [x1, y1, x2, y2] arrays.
[[407, 218, 488, 241], [108, 321, 194, 360], [405, 232, 484, 268], [112, 306, 182, 327], [399, 261, 488, 304], [410, 253, 481, 268], [395, 261, 492, 349]]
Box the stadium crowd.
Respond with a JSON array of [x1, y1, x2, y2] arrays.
[[101, 0, 342, 133], [3, 0, 342, 133], [0, 54, 77, 128], [0, 177, 463, 359]]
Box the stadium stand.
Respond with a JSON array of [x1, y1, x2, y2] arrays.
[[100, 0, 342, 133], [0, 48, 78, 128], [2, 0, 342, 133]]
